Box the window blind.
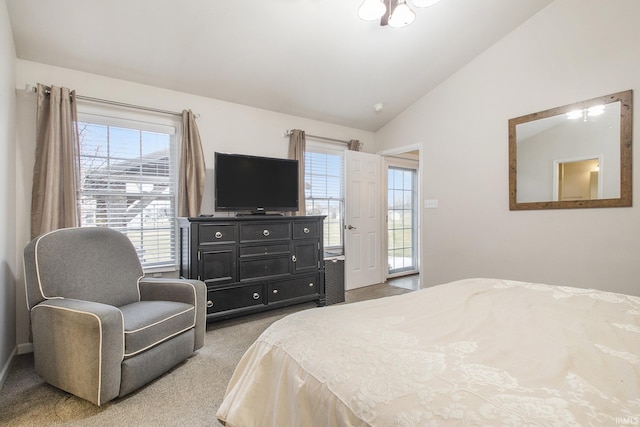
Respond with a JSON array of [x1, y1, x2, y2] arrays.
[[304, 145, 344, 250], [77, 114, 178, 270]]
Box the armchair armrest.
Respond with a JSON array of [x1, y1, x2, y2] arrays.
[[138, 278, 206, 351], [139, 277, 204, 304], [30, 299, 124, 406]]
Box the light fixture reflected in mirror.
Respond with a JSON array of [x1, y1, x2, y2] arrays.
[[588, 105, 605, 116], [566, 109, 584, 120], [566, 104, 606, 121]]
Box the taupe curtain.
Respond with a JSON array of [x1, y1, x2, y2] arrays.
[[178, 109, 206, 217], [348, 139, 362, 151], [288, 129, 306, 216], [30, 83, 80, 239]]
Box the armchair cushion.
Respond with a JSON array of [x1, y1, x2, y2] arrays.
[[120, 301, 195, 357], [138, 278, 206, 351]]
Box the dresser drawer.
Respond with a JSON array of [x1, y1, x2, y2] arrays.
[[293, 221, 320, 239], [198, 224, 237, 244], [199, 245, 236, 286], [240, 243, 290, 258], [240, 222, 290, 242], [240, 256, 290, 280], [206, 284, 264, 314], [268, 275, 319, 303]]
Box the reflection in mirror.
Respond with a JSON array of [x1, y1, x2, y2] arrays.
[[556, 158, 600, 201], [509, 90, 633, 210], [553, 158, 604, 201]]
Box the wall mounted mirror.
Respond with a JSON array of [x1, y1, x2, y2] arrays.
[[509, 90, 633, 210]]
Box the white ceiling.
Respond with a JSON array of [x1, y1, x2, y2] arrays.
[[6, 0, 553, 131]]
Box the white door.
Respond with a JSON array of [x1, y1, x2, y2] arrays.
[[344, 150, 383, 290]]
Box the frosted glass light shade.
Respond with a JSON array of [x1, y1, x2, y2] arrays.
[[412, 0, 441, 7], [358, 0, 387, 21], [388, 1, 416, 28]]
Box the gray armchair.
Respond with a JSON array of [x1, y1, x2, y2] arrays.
[[23, 227, 206, 405]]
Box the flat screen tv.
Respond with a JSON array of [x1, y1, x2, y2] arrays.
[[214, 152, 299, 214]]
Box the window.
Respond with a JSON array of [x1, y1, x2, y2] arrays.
[[304, 144, 344, 251], [77, 110, 178, 270], [387, 166, 417, 274]]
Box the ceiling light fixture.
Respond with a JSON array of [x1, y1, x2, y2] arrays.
[[358, 0, 441, 28], [388, 0, 416, 28], [358, 0, 387, 21]]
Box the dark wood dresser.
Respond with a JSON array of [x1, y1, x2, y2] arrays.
[[178, 216, 326, 321]]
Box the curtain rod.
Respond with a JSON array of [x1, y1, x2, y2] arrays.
[[284, 130, 363, 146], [26, 84, 199, 118], [78, 94, 185, 117]]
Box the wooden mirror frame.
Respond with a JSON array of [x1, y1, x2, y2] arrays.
[[509, 90, 633, 210]]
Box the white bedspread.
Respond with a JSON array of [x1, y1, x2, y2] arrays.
[[216, 278, 640, 426]]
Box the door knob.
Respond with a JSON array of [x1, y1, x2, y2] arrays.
[[347, 225, 357, 230]]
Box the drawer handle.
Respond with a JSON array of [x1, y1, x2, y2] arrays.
[[303, 227, 310, 234], [291, 255, 297, 262], [272, 289, 278, 294], [308, 283, 314, 287], [252, 292, 260, 300], [206, 300, 213, 308], [215, 231, 223, 239], [263, 229, 270, 237]]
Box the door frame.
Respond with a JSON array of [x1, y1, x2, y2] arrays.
[[377, 143, 423, 282]]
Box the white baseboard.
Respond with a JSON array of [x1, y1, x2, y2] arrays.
[[0, 347, 17, 393], [17, 342, 33, 355]]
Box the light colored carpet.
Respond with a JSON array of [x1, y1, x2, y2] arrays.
[[0, 282, 412, 426]]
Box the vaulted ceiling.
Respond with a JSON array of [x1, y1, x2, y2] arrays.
[[6, 0, 553, 131]]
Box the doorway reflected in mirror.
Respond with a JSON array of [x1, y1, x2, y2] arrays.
[[556, 158, 600, 201]]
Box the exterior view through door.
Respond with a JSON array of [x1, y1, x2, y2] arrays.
[[387, 166, 418, 275]]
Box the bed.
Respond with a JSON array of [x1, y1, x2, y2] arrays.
[[216, 278, 640, 426]]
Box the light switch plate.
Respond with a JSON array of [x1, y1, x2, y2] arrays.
[[424, 199, 439, 209]]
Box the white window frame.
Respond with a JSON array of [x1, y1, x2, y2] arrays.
[[76, 102, 181, 272], [304, 140, 345, 253], [386, 164, 418, 275]]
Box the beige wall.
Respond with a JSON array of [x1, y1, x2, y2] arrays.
[[375, 0, 640, 295], [13, 60, 375, 349], [0, 0, 17, 384]]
